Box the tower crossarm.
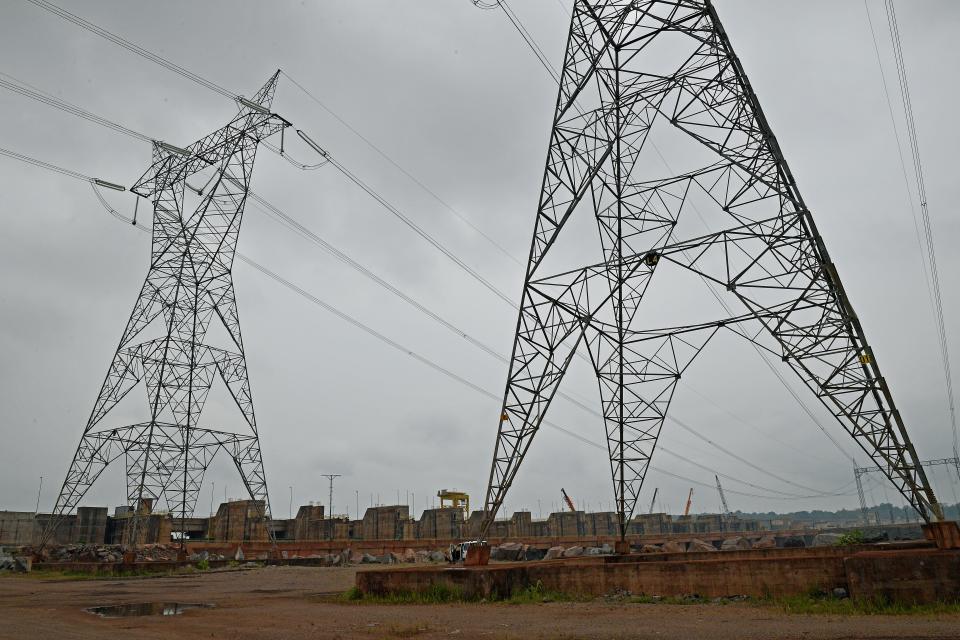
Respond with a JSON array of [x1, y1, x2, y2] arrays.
[[131, 111, 289, 199]]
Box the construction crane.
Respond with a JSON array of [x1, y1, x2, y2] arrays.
[[715, 475, 731, 516], [682, 488, 694, 517], [647, 487, 658, 514], [715, 475, 731, 532], [560, 488, 576, 513]]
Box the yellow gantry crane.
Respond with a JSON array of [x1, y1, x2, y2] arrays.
[[437, 489, 470, 518]]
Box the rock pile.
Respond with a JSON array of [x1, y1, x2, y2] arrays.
[[23, 544, 226, 564], [720, 536, 751, 551], [490, 542, 524, 561], [634, 536, 787, 554], [490, 543, 615, 561], [284, 547, 451, 566], [0, 548, 11, 569], [687, 539, 718, 552]]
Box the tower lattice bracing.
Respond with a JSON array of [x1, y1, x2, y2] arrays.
[[482, 0, 942, 539], [44, 72, 289, 545]]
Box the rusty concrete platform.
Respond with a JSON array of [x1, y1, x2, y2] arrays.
[[357, 544, 960, 604]]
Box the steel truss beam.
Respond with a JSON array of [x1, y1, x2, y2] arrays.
[[42, 72, 289, 548], [482, 0, 942, 540]]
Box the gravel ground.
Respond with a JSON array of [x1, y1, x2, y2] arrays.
[[1, 565, 958, 639]]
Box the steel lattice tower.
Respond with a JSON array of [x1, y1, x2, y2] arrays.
[[481, 0, 943, 540], [43, 72, 290, 546]]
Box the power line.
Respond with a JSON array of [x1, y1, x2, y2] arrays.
[[250, 185, 847, 498], [0, 72, 152, 143], [0, 77, 759, 487], [28, 0, 519, 263], [10, 4, 863, 500], [243, 248, 848, 502], [300, 133, 519, 308], [667, 414, 839, 495], [862, 1, 933, 302], [245, 192, 503, 362], [279, 71, 521, 266], [29, 0, 523, 270], [18, 0, 829, 479], [248, 189, 841, 498], [1, 144, 846, 504], [0, 65, 518, 313], [27, 0, 521, 269], [25, 0, 235, 99], [483, 0, 563, 83], [292, 129, 854, 492], [880, 0, 957, 456], [17, 2, 525, 308], [0, 144, 93, 182]]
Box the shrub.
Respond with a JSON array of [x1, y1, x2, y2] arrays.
[[835, 530, 866, 546]]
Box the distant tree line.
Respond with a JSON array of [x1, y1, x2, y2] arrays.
[[733, 502, 960, 525]]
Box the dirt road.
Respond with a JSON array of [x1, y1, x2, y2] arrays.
[[1, 565, 958, 639]]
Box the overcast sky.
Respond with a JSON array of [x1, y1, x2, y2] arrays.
[[1, 0, 959, 521]]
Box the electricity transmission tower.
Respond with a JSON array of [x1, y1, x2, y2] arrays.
[[42, 72, 290, 548], [481, 0, 943, 541], [855, 457, 960, 525]]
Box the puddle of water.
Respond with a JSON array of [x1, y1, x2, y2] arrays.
[[85, 602, 214, 618]]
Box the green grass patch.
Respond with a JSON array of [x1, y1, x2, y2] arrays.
[[11, 564, 215, 582], [11, 568, 165, 581], [341, 583, 471, 604], [7, 569, 108, 582], [771, 594, 960, 616], [502, 581, 588, 604], [342, 580, 587, 605], [628, 594, 713, 605]]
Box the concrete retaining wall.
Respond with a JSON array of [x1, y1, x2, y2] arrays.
[[357, 547, 960, 604], [846, 550, 960, 604]]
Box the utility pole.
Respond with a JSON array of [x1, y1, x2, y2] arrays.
[[322, 474, 342, 521]]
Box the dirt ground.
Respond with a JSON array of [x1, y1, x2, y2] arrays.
[[2, 565, 959, 640]]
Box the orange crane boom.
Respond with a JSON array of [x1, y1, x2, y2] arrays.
[[683, 488, 694, 516], [560, 488, 576, 513]]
